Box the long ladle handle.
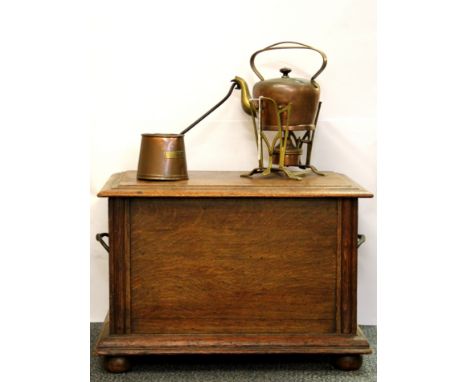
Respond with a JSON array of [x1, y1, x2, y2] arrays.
[[179, 81, 239, 135], [250, 41, 327, 83]]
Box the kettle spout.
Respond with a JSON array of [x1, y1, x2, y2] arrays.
[[232, 76, 254, 116]]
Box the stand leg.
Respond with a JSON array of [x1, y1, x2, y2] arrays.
[[277, 167, 304, 180], [308, 165, 326, 176], [103, 356, 131, 373], [298, 164, 326, 176], [242, 166, 308, 180], [241, 167, 265, 178], [333, 354, 363, 371]]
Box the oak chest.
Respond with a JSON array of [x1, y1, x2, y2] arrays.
[[95, 171, 373, 372]]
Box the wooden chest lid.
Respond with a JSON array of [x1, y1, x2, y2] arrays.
[[98, 171, 373, 198]]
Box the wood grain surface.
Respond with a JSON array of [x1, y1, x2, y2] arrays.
[[96, 171, 373, 361], [95, 317, 372, 356], [130, 198, 338, 335], [97, 171, 373, 198], [108, 198, 131, 334]]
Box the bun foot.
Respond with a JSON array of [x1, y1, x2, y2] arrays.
[[333, 354, 363, 371], [104, 356, 131, 373]]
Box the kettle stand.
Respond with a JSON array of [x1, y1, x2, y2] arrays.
[[242, 98, 324, 180]]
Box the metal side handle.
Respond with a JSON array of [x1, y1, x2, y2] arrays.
[[96, 233, 109, 253], [357, 234, 366, 248]]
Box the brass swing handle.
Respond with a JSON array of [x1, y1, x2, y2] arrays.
[[96, 231, 364, 252], [96, 233, 109, 253], [357, 234, 366, 248], [249, 41, 328, 83]]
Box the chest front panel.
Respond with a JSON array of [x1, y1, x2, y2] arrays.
[[128, 198, 339, 335]]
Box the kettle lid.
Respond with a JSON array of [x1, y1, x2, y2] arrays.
[[260, 67, 310, 86]]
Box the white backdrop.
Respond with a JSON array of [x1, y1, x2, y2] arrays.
[[90, 0, 376, 324]]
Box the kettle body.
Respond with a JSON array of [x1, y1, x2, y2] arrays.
[[252, 67, 321, 130], [234, 41, 327, 131]]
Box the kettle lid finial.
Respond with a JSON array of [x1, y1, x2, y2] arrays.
[[280, 67, 292, 78]]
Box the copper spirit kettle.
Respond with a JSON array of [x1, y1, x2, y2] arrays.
[[234, 41, 327, 130], [233, 41, 328, 179]]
